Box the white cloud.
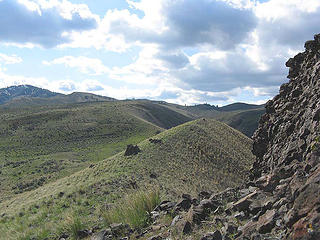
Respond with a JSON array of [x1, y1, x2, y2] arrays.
[[0, 0, 98, 48], [0, 53, 22, 64], [43, 56, 109, 75], [101, 0, 320, 102], [109, 45, 171, 85]]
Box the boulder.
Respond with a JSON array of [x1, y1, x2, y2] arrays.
[[124, 144, 141, 156], [257, 210, 276, 234]]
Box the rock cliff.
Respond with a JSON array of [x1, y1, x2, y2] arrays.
[[245, 33, 320, 239]]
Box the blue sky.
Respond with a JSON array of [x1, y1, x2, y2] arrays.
[[0, 0, 320, 105]]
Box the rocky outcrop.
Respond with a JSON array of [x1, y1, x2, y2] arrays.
[[248, 33, 320, 239]]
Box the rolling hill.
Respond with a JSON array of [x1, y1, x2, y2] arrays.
[[0, 119, 255, 239], [218, 102, 264, 112], [0, 85, 265, 137]]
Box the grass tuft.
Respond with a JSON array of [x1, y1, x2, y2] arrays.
[[65, 214, 85, 240], [103, 189, 161, 229]]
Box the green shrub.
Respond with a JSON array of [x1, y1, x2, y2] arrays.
[[103, 189, 161, 229]]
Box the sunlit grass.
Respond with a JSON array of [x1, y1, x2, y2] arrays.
[[103, 189, 161, 229]]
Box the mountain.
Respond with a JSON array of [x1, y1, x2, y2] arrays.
[[0, 119, 255, 239], [0, 85, 115, 106], [0, 85, 60, 104]]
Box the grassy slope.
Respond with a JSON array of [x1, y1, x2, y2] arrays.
[[0, 101, 164, 202], [123, 100, 193, 129], [164, 102, 265, 137], [214, 108, 265, 137], [0, 119, 254, 239]]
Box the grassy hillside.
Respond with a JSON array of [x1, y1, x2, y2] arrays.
[[0, 99, 263, 200], [219, 102, 263, 112], [162, 102, 265, 137], [123, 100, 193, 129], [2, 92, 115, 107], [0, 119, 254, 239], [0, 101, 164, 202], [0, 99, 204, 202]]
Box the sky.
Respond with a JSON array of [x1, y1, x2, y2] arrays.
[[0, 0, 319, 106]]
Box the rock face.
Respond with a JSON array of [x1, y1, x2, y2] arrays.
[[249, 34, 320, 239]]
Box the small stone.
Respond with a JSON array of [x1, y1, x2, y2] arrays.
[[147, 235, 163, 240], [77, 229, 91, 239], [175, 198, 192, 211], [150, 211, 160, 221], [234, 211, 246, 221], [90, 229, 112, 240], [183, 221, 192, 234], [150, 173, 157, 179], [156, 201, 176, 211], [200, 230, 222, 240], [152, 225, 162, 231], [171, 215, 181, 227]]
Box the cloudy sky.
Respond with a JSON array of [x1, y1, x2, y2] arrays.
[[0, 0, 319, 105]]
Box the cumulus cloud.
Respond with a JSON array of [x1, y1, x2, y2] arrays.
[[103, 0, 320, 101], [0, 0, 97, 48], [43, 56, 109, 75], [173, 48, 287, 92], [106, 0, 257, 50], [256, 0, 320, 49]]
